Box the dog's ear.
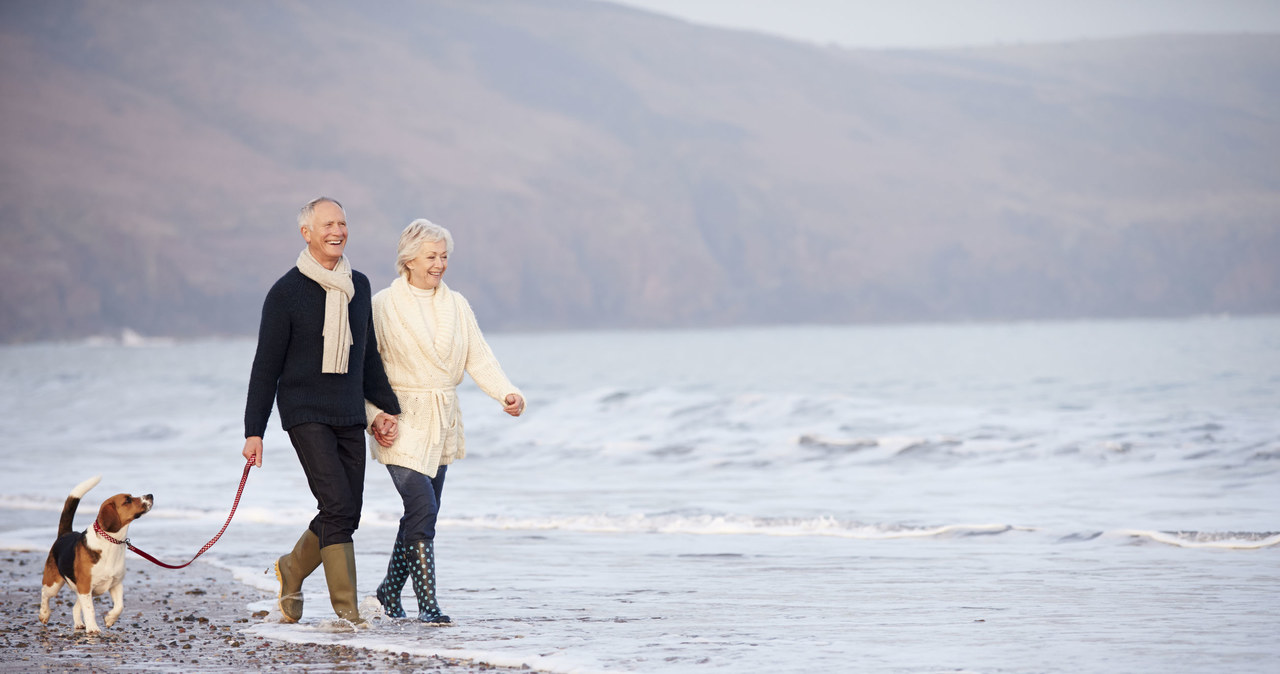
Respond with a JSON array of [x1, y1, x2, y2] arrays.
[[99, 498, 122, 533]]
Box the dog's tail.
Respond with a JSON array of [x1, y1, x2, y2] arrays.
[[58, 475, 102, 538]]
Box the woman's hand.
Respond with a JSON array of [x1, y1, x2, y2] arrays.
[[372, 412, 399, 448], [503, 393, 525, 417]]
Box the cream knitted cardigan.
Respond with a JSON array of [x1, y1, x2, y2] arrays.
[[365, 277, 522, 477]]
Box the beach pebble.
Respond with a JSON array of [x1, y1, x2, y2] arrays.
[[2, 550, 517, 672]]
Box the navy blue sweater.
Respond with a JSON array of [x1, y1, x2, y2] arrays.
[[244, 267, 400, 437]]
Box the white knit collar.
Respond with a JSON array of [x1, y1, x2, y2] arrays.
[[390, 276, 452, 369]]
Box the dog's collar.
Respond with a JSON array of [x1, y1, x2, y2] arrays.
[[93, 520, 127, 546]]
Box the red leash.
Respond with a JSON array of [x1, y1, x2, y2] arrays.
[[96, 458, 255, 569]]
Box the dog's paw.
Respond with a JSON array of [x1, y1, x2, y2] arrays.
[[105, 615, 118, 628], [38, 611, 50, 624]]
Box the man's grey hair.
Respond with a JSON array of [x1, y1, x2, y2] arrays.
[[396, 218, 454, 279], [298, 196, 345, 230]]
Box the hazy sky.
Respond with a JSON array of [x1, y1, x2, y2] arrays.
[[597, 0, 1280, 49]]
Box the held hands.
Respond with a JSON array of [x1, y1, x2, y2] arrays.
[[372, 397, 515, 448], [503, 393, 525, 417], [242, 436, 263, 468], [372, 412, 399, 448]]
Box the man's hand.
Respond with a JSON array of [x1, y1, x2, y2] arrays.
[[372, 412, 399, 448], [243, 436, 263, 467]]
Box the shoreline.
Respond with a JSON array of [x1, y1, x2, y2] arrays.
[[1, 549, 525, 673]]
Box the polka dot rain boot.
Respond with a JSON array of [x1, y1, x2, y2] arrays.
[[404, 539, 451, 625], [375, 536, 410, 618]]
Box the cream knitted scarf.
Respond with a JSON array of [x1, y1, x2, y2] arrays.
[[296, 249, 354, 374]]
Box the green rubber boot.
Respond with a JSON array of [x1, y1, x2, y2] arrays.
[[320, 542, 367, 627], [274, 529, 320, 623]]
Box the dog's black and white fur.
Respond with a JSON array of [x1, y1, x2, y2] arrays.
[[39, 476, 153, 633]]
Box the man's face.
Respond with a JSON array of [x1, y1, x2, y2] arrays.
[[301, 200, 348, 269]]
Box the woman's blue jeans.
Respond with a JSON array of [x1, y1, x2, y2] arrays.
[[387, 464, 448, 545]]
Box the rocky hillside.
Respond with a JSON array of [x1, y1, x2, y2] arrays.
[[1, 0, 1276, 342]]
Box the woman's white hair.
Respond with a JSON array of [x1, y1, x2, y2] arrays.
[[396, 218, 454, 279]]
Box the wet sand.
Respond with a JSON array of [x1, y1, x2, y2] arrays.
[[1, 550, 524, 673]]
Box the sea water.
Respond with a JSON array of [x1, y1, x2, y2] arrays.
[[1, 317, 1277, 673]]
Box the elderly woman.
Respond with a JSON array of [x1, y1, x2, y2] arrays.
[[365, 219, 525, 625]]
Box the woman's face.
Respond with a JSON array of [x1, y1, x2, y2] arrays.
[[406, 239, 449, 289]]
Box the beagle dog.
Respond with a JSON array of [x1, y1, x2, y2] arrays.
[[39, 475, 153, 633]]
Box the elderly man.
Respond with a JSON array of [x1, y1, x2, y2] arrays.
[[242, 196, 401, 627]]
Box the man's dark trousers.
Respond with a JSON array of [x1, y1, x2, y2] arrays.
[[288, 422, 366, 548]]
